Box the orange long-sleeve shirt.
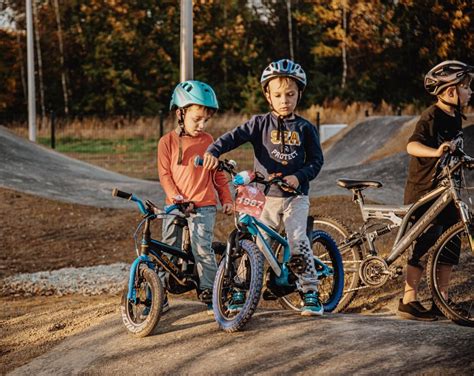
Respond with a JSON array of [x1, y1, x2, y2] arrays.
[[157, 130, 232, 207]]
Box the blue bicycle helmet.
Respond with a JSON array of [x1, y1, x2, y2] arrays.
[[260, 59, 307, 91], [169, 80, 219, 111]]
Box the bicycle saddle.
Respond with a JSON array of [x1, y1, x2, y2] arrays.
[[337, 179, 383, 190]]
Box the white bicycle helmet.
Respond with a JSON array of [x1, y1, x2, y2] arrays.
[[260, 59, 307, 91], [424, 60, 473, 95]]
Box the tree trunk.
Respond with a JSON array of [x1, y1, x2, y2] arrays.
[[341, 0, 347, 90], [16, 32, 27, 104], [53, 0, 69, 115], [286, 0, 294, 61], [32, 0, 46, 128]]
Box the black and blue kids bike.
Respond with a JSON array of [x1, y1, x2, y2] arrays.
[[194, 157, 344, 332], [112, 188, 224, 337]]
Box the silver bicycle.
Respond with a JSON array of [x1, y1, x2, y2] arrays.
[[315, 143, 474, 326]]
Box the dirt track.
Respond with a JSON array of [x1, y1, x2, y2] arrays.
[[2, 119, 474, 375], [8, 299, 474, 375]]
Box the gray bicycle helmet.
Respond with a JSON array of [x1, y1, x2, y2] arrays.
[[169, 80, 219, 111], [260, 59, 307, 91], [424, 60, 473, 95]]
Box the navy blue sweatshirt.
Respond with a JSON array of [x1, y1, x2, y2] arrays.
[[206, 112, 324, 197]]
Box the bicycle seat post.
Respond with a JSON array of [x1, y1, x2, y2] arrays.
[[352, 189, 366, 216]]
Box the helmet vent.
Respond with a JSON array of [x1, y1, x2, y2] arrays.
[[182, 83, 193, 92]]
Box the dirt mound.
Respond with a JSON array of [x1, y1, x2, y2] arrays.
[[0, 126, 163, 208], [323, 116, 413, 170]]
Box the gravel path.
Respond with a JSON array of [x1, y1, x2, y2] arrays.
[[0, 263, 129, 297]]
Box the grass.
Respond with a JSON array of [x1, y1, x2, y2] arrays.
[[38, 136, 157, 154]]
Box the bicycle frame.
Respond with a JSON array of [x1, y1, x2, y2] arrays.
[[126, 206, 197, 302], [347, 159, 473, 267], [237, 213, 333, 285]]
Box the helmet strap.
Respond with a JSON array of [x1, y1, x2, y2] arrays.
[[177, 108, 187, 165], [277, 115, 286, 153], [439, 87, 466, 120]]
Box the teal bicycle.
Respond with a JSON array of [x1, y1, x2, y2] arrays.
[[195, 157, 344, 332]]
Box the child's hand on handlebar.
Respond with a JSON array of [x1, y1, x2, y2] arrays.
[[203, 152, 219, 170], [283, 175, 300, 191], [222, 203, 233, 215], [437, 141, 456, 157]]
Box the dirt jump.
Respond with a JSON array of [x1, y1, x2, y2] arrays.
[[1, 119, 474, 375]]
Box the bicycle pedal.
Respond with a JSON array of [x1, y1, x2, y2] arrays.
[[262, 289, 278, 301]]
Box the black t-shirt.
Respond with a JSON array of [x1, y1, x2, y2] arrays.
[[404, 105, 462, 204]]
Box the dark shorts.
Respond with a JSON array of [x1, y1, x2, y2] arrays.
[[407, 202, 460, 267]]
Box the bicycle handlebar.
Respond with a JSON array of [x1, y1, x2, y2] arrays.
[[193, 155, 237, 175], [112, 188, 190, 217]]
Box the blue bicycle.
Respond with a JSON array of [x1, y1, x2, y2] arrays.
[[195, 158, 344, 332], [112, 188, 224, 337]]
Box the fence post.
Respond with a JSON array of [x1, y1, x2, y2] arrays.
[[50, 110, 55, 149], [316, 111, 320, 133], [159, 110, 164, 139]]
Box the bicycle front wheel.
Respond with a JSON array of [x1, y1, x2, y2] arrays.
[[427, 221, 474, 327], [278, 230, 344, 312], [120, 263, 164, 337], [313, 216, 362, 312], [213, 239, 265, 332]]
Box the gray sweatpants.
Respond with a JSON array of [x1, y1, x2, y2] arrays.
[[258, 195, 318, 293], [160, 205, 218, 291]]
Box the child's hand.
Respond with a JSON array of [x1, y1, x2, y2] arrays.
[[437, 141, 456, 157], [222, 203, 233, 215], [268, 172, 283, 181], [283, 175, 300, 190], [203, 152, 219, 170]]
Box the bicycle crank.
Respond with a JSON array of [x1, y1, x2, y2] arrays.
[[359, 256, 390, 287]]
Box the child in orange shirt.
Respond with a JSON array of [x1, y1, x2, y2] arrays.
[[158, 80, 232, 314]]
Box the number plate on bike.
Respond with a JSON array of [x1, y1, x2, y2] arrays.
[[235, 185, 266, 218]]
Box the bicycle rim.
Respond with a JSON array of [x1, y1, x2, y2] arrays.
[[428, 222, 474, 327]]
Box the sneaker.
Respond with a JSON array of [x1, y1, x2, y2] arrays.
[[427, 301, 446, 318], [206, 303, 214, 316], [301, 291, 324, 316], [228, 291, 246, 314], [199, 288, 213, 304], [139, 306, 150, 320], [397, 299, 437, 321], [162, 295, 170, 314]]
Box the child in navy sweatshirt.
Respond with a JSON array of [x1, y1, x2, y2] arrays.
[[203, 59, 324, 316]]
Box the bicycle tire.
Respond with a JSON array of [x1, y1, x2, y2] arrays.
[[313, 216, 362, 312], [213, 239, 264, 332], [120, 263, 164, 337], [278, 230, 344, 312], [427, 221, 474, 327]]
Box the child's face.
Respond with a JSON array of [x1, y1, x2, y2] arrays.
[[265, 78, 299, 116], [457, 77, 472, 107], [178, 105, 213, 137]]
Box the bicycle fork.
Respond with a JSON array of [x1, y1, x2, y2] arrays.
[[457, 200, 474, 252]]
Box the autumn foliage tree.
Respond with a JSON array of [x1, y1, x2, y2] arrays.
[[0, 0, 472, 120]]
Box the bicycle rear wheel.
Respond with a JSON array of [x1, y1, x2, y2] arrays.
[[120, 263, 164, 337], [278, 230, 344, 312], [427, 221, 474, 327], [313, 216, 362, 312], [213, 239, 264, 332]]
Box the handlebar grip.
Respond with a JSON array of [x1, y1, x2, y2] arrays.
[[112, 188, 132, 200], [194, 156, 204, 167]]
